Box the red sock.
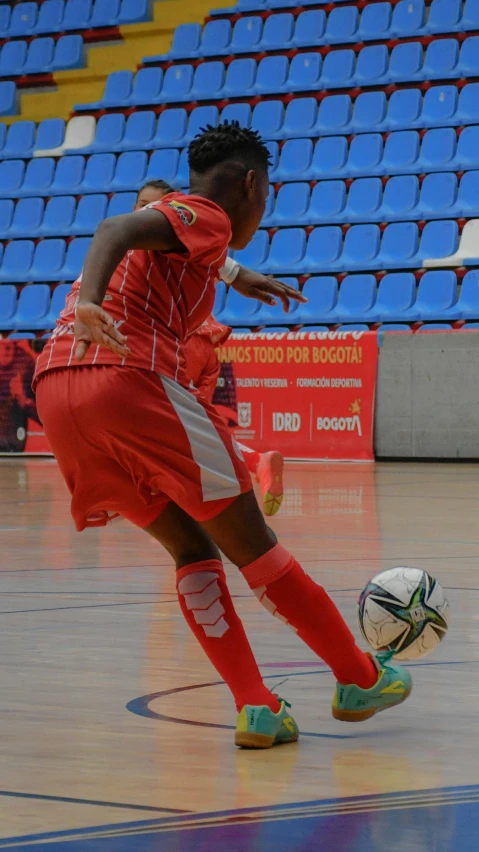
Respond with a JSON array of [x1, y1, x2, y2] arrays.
[[242, 545, 377, 689], [237, 443, 261, 476], [177, 560, 280, 712]]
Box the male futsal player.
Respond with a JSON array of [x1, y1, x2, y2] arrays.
[[35, 124, 411, 748], [135, 180, 284, 515]]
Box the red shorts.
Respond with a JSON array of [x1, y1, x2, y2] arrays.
[[36, 366, 252, 532]]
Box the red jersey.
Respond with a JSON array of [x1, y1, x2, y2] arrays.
[[34, 193, 231, 388], [185, 315, 231, 403]]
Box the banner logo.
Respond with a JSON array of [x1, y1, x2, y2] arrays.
[[316, 416, 363, 437], [167, 200, 197, 227], [238, 402, 252, 428], [272, 412, 302, 433]]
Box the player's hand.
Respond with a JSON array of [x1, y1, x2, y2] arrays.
[[74, 301, 130, 362], [231, 267, 308, 313]]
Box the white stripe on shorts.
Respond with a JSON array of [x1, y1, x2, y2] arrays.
[[160, 375, 241, 502]]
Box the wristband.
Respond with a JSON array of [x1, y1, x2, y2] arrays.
[[220, 256, 241, 284]]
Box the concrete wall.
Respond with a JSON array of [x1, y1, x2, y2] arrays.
[[375, 334, 479, 458]]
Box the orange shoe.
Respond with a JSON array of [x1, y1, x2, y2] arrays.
[[256, 451, 284, 517]]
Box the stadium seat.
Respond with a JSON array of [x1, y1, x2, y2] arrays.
[[53, 35, 84, 72], [49, 155, 85, 195], [332, 274, 377, 322], [234, 230, 270, 272], [217, 286, 262, 326], [120, 111, 156, 151], [307, 180, 346, 225], [453, 270, 479, 319], [8, 2, 38, 37], [380, 175, 419, 222], [386, 88, 422, 131], [351, 91, 387, 134], [128, 68, 163, 107], [0, 41, 27, 77], [9, 198, 45, 238], [316, 94, 351, 135], [230, 16, 263, 53], [303, 227, 343, 274], [356, 45, 389, 86], [377, 324, 413, 337], [359, 1, 392, 40], [19, 158, 56, 197], [0, 6, 11, 38], [213, 280, 226, 317], [416, 323, 453, 331], [391, 0, 425, 36], [40, 196, 76, 236], [149, 23, 201, 62], [44, 283, 71, 328], [0, 285, 17, 330], [294, 277, 338, 324], [267, 229, 307, 273], [257, 56, 290, 95], [59, 116, 95, 155], [200, 19, 232, 56], [111, 151, 148, 192], [60, 237, 91, 280], [0, 240, 35, 282], [8, 332, 37, 339], [106, 192, 136, 217], [255, 278, 300, 324], [29, 239, 65, 281], [402, 271, 457, 321], [293, 10, 326, 47], [161, 64, 194, 103], [262, 13, 294, 50], [270, 183, 311, 227], [34, 118, 66, 156], [369, 272, 416, 322], [90, 0, 120, 27], [63, 0, 91, 30], [153, 108, 187, 148], [274, 138, 313, 182], [0, 80, 22, 116], [146, 148, 180, 186], [80, 153, 116, 193], [287, 52, 323, 92], [185, 105, 219, 144], [222, 59, 253, 99], [70, 194, 108, 235], [36, 0, 65, 34], [221, 103, 252, 131], [12, 284, 51, 330], [0, 199, 13, 239], [427, 0, 462, 33], [76, 70, 133, 111], [321, 49, 355, 88], [283, 98, 317, 139], [0, 160, 25, 197], [2, 121, 36, 160], [87, 113, 125, 154], [118, 0, 150, 24]]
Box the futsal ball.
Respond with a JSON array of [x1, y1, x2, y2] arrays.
[[358, 567, 449, 661]]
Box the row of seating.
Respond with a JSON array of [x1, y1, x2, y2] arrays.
[[211, 0, 354, 13], [5, 83, 479, 160], [76, 37, 479, 110], [234, 221, 457, 274], [0, 238, 89, 281], [0, 283, 69, 330], [262, 172, 479, 225], [0, 192, 136, 238], [153, 1, 479, 63], [215, 271, 479, 325], [0, 0, 149, 37], [0, 35, 83, 76], [0, 80, 17, 115]]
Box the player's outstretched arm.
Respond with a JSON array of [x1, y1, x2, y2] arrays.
[[75, 211, 186, 362], [230, 266, 308, 313]]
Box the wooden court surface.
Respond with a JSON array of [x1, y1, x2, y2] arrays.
[[0, 458, 478, 850]]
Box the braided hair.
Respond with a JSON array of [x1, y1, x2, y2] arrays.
[[188, 121, 271, 174]]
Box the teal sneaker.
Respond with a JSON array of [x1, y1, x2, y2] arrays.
[[235, 699, 299, 749], [332, 653, 412, 722]]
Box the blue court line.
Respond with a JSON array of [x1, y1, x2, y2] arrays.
[[0, 791, 189, 815]]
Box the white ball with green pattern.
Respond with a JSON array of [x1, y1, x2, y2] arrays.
[[358, 567, 449, 661]]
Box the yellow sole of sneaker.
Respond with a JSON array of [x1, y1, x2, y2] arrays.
[[332, 685, 412, 722], [235, 732, 299, 749]]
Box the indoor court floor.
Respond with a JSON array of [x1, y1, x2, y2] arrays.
[[0, 457, 478, 851]]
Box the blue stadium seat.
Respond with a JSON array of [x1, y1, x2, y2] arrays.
[[80, 153, 116, 193], [348, 134, 384, 178], [76, 70, 132, 111], [121, 111, 156, 151], [23, 38, 55, 75], [175, 148, 189, 188], [0, 199, 13, 239], [308, 180, 347, 225], [456, 125, 479, 170], [333, 274, 377, 322], [262, 12, 294, 50], [287, 52, 322, 92], [111, 151, 147, 192], [402, 271, 457, 321], [28, 239, 65, 281], [34, 118, 65, 154], [462, 0, 479, 29], [44, 283, 71, 328], [352, 91, 387, 134], [146, 149, 180, 186], [89, 113, 126, 153], [60, 237, 91, 281], [13, 284, 51, 330], [0, 41, 27, 77], [427, 0, 461, 33], [129, 68, 163, 106], [0, 240, 35, 282], [251, 100, 284, 141], [419, 127, 456, 172], [9, 198, 44, 238], [50, 155, 85, 195], [359, 1, 392, 40], [283, 98, 317, 139], [90, 0, 120, 27], [230, 16, 263, 53], [418, 220, 458, 265], [391, 0, 425, 36], [388, 41, 423, 83], [378, 222, 418, 269], [0, 6, 11, 38], [221, 102, 251, 129], [2, 121, 35, 159], [0, 160, 25, 197], [355, 44, 389, 86], [316, 94, 352, 135], [377, 324, 413, 336], [452, 270, 479, 320], [338, 324, 370, 331], [70, 194, 108, 235], [419, 172, 457, 219], [40, 196, 76, 236], [261, 185, 275, 225], [106, 192, 136, 217], [217, 287, 261, 326], [386, 88, 422, 131], [456, 83, 479, 125], [222, 59, 253, 99], [36, 0, 65, 34], [462, 323, 479, 329], [154, 108, 188, 148], [8, 2, 38, 36], [423, 37, 460, 80], [118, 0, 150, 24], [19, 158, 55, 197], [457, 170, 479, 217], [275, 138, 313, 182], [255, 278, 300, 324], [294, 277, 338, 324], [271, 183, 311, 227], [200, 19, 232, 56], [0, 285, 17, 330], [8, 332, 36, 339], [416, 323, 453, 331], [63, 0, 91, 30], [342, 224, 381, 271], [53, 35, 83, 71], [234, 230, 270, 272], [304, 227, 343, 274], [309, 136, 348, 180], [0, 121, 5, 154], [459, 35, 479, 76], [382, 131, 419, 176], [257, 56, 290, 95], [185, 105, 219, 144], [347, 177, 383, 223], [161, 64, 194, 103], [0, 81, 17, 117], [155, 24, 201, 61], [187, 59, 224, 100], [326, 6, 359, 43], [321, 48, 355, 89], [293, 10, 326, 48], [420, 85, 458, 128], [370, 272, 416, 322], [212, 280, 226, 317]]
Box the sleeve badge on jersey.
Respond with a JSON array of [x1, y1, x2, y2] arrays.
[[167, 200, 197, 227]]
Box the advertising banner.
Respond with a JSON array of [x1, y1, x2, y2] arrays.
[[215, 330, 378, 461], [0, 338, 50, 454]]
